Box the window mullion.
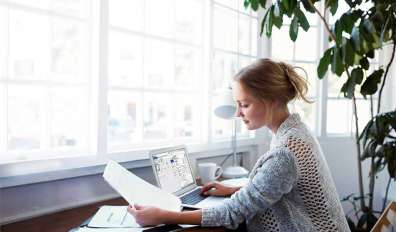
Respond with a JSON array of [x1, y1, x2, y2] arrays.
[[319, 2, 329, 138], [257, 7, 270, 58], [1, 8, 9, 154], [97, 0, 109, 159], [206, 0, 214, 144]]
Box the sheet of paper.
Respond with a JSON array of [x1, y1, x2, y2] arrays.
[[221, 177, 249, 187], [103, 160, 181, 212], [194, 196, 226, 209], [88, 205, 139, 228]]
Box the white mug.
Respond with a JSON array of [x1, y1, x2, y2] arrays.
[[197, 162, 223, 184]]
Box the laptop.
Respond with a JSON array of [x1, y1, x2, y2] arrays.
[[149, 145, 226, 209]]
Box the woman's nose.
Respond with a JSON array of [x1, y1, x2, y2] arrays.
[[235, 106, 242, 117]]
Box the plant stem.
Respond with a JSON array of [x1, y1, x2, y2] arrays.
[[382, 176, 392, 211], [368, 158, 375, 210], [307, 0, 337, 42], [377, 43, 396, 114], [368, 96, 375, 210], [352, 92, 366, 209]]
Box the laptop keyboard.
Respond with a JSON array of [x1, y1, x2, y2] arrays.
[[180, 188, 208, 205]]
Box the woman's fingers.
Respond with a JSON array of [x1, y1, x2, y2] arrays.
[[200, 182, 216, 193], [134, 203, 144, 210], [127, 205, 137, 216]]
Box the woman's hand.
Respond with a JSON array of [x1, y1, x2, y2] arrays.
[[200, 182, 240, 197], [127, 204, 166, 227]]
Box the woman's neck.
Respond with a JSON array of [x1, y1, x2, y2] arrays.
[[268, 108, 290, 134]]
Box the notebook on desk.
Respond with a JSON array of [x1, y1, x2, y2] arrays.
[[149, 145, 226, 209]]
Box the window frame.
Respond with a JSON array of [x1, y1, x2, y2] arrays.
[[0, 0, 261, 186]]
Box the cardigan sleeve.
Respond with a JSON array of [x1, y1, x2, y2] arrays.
[[201, 147, 298, 229]]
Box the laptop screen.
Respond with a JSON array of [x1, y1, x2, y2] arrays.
[[152, 148, 195, 194]]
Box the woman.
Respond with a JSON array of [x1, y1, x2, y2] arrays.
[[128, 59, 350, 231]]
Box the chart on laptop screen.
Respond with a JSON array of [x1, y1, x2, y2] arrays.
[[152, 149, 194, 193]]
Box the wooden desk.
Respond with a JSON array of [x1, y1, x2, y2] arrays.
[[1, 198, 226, 232]]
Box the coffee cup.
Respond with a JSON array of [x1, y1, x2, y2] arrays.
[[197, 162, 223, 184]]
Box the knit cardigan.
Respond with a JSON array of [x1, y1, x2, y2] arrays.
[[201, 114, 350, 232]]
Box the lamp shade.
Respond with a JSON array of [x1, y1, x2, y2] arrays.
[[213, 88, 236, 119], [213, 87, 249, 179]]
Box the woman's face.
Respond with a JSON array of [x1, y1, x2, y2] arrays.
[[233, 82, 271, 130]]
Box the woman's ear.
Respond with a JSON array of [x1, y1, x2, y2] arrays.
[[260, 99, 275, 108]]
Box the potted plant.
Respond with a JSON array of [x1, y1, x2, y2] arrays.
[[243, 0, 396, 231]]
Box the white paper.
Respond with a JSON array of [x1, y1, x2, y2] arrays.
[[221, 177, 249, 187], [88, 206, 139, 228], [194, 196, 226, 208], [103, 160, 182, 212]]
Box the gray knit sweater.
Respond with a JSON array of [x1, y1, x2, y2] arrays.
[[201, 114, 350, 232]]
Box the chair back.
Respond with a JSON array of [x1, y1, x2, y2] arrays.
[[371, 201, 396, 232]]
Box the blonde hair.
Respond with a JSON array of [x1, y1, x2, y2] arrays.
[[234, 58, 312, 104]]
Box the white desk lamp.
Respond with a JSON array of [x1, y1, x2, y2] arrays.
[[214, 88, 249, 179]]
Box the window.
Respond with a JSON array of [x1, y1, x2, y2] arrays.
[[0, 1, 93, 163], [271, 8, 320, 133], [326, 1, 379, 136], [211, 0, 258, 140], [0, 0, 258, 164], [107, 0, 205, 151]]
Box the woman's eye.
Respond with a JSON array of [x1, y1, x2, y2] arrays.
[[241, 104, 248, 108]]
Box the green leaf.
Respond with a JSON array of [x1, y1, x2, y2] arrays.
[[351, 27, 361, 53], [259, 0, 267, 8], [273, 2, 283, 28], [385, 143, 396, 178], [334, 21, 343, 46], [283, 0, 297, 17], [281, 0, 289, 12], [360, 69, 384, 96], [289, 15, 299, 41], [380, 21, 390, 48], [351, 68, 364, 84], [353, 53, 363, 65], [244, 0, 250, 8], [251, 0, 259, 10], [341, 78, 354, 99], [366, 50, 374, 58], [342, 39, 355, 66], [360, 57, 369, 70], [361, 140, 377, 159], [360, 20, 375, 43], [364, 19, 376, 35], [340, 13, 355, 34], [327, 0, 338, 16], [317, 48, 332, 79], [359, 119, 374, 145], [373, 157, 385, 173], [266, 6, 274, 37], [260, 7, 271, 36], [340, 68, 363, 99], [295, 7, 310, 31], [301, 0, 315, 13], [361, 39, 370, 54], [331, 47, 344, 76], [274, 1, 281, 16], [344, 0, 362, 8]]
